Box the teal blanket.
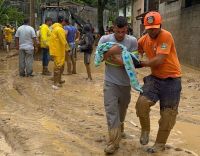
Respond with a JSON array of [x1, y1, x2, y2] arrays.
[[95, 42, 143, 93]]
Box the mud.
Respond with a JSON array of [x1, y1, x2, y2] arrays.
[[0, 50, 199, 156]]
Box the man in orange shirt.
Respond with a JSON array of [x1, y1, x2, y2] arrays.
[[136, 11, 182, 153]]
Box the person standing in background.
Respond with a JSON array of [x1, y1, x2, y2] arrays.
[[40, 17, 52, 75], [3, 24, 15, 52], [79, 24, 94, 80], [49, 16, 69, 89], [15, 19, 37, 77], [64, 19, 80, 75]]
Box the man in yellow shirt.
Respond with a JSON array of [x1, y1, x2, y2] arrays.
[[3, 24, 15, 52], [40, 17, 52, 75], [49, 16, 69, 89]]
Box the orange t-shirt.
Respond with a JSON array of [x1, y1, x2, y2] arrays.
[[138, 29, 181, 79]]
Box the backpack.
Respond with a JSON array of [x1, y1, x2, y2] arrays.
[[79, 32, 94, 53]]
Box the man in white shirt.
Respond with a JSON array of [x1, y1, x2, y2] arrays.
[[15, 19, 37, 77]]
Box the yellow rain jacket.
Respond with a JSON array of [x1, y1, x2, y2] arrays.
[[49, 23, 69, 67], [40, 24, 51, 48], [3, 27, 15, 43]]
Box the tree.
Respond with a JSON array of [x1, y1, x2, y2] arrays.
[[97, 0, 108, 35], [0, 0, 24, 26]]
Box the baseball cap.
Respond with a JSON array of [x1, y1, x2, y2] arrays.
[[144, 11, 162, 29], [58, 16, 64, 23]]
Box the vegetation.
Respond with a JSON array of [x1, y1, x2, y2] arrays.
[[0, 0, 24, 26]]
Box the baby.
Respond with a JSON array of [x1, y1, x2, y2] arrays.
[[95, 42, 143, 93]]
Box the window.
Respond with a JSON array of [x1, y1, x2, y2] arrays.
[[160, 0, 178, 4], [185, 0, 200, 8]]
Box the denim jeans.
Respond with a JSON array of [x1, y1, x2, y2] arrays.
[[19, 49, 34, 76], [141, 75, 182, 110], [41, 48, 50, 66]]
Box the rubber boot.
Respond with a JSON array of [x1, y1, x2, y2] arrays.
[[59, 65, 65, 84], [139, 117, 150, 145], [121, 122, 126, 138], [147, 109, 178, 153], [104, 127, 121, 154], [52, 67, 62, 89], [135, 95, 155, 145], [42, 66, 51, 76]]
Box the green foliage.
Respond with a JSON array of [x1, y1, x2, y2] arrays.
[[0, 0, 24, 26], [71, 0, 98, 6]]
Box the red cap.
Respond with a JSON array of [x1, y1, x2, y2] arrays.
[[144, 11, 162, 29]]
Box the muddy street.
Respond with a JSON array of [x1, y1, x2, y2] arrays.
[[0, 50, 200, 156]]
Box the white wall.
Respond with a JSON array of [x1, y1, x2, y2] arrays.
[[132, 0, 145, 38]]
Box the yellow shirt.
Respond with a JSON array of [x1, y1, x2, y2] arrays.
[[40, 24, 51, 48], [3, 27, 15, 42], [49, 23, 69, 57]]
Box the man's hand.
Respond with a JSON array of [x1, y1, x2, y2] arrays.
[[141, 61, 148, 67], [110, 55, 124, 66], [103, 45, 121, 61], [141, 54, 167, 68]]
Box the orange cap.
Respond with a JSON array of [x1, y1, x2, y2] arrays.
[[144, 11, 162, 29]]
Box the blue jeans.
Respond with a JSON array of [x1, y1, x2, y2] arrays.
[[19, 49, 34, 76], [41, 48, 50, 66]]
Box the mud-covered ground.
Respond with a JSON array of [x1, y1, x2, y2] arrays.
[[0, 50, 199, 156]]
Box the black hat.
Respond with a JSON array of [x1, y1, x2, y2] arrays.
[[58, 16, 64, 23]]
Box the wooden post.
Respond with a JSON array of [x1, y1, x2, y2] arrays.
[[30, 0, 35, 28]]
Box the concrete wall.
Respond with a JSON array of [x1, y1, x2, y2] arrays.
[[75, 6, 109, 32], [61, 2, 109, 32], [159, 0, 200, 68], [132, 0, 145, 38]]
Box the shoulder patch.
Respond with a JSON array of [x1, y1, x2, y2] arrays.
[[161, 43, 168, 49]]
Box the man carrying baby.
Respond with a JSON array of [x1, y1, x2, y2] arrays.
[[98, 16, 138, 154]]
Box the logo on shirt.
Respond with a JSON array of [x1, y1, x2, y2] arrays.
[[161, 43, 167, 49]]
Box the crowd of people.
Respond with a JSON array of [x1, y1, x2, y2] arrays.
[[3, 11, 182, 154], [14, 16, 94, 89]]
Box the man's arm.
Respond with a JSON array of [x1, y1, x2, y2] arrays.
[[103, 45, 123, 66], [75, 30, 80, 41], [98, 36, 123, 66], [33, 37, 37, 52], [15, 37, 19, 50], [65, 29, 68, 37], [141, 54, 167, 67]]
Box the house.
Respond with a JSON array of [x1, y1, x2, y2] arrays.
[[132, 0, 200, 68], [118, 2, 132, 23], [132, 0, 159, 38]]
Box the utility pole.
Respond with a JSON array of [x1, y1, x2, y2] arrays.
[[117, 0, 119, 15], [57, 0, 60, 21], [131, 0, 134, 26], [30, 0, 35, 28], [123, 0, 127, 17]]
